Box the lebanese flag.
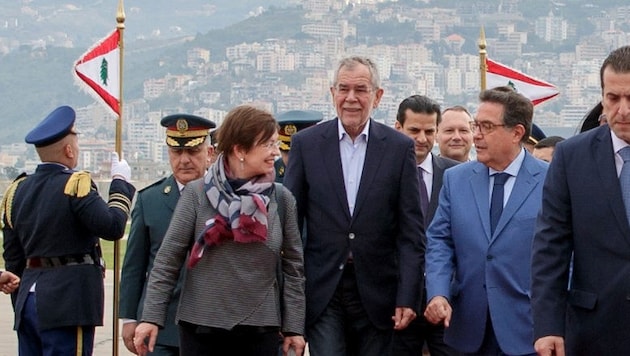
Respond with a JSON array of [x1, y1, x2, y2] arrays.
[[73, 29, 120, 116], [486, 58, 559, 106]]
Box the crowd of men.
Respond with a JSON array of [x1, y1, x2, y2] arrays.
[[2, 44, 630, 356]]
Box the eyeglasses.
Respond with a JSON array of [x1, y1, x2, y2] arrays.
[[260, 140, 282, 150], [471, 120, 506, 135], [334, 85, 373, 98]]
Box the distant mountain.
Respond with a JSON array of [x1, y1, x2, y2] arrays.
[[0, 1, 294, 144], [1, 0, 292, 48]]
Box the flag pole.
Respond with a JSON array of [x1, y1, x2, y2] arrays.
[[113, 1, 125, 355], [479, 26, 487, 92]]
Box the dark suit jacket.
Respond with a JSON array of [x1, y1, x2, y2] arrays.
[[532, 125, 630, 355], [426, 155, 459, 226], [284, 118, 425, 330], [119, 175, 182, 347], [3, 164, 134, 330]]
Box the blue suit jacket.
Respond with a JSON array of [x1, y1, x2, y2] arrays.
[[119, 175, 183, 347], [532, 125, 630, 355], [426, 152, 547, 355], [284, 118, 425, 330]]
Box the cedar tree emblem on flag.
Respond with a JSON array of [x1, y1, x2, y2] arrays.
[[73, 30, 120, 116], [100, 58, 109, 86], [486, 58, 559, 106]]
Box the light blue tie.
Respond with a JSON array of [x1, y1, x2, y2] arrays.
[[619, 146, 630, 226]]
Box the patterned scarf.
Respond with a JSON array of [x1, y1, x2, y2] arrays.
[[188, 153, 275, 268]]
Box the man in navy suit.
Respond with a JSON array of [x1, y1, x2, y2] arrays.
[[392, 94, 459, 356], [532, 45, 630, 356], [424, 87, 548, 355], [284, 56, 425, 356]]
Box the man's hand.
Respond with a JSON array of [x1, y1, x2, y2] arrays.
[[133, 322, 158, 356], [535, 336, 565, 356], [111, 152, 131, 181], [282, 335, 306, 356], [392, 306, 417, 330], [122, 321, 138, 354], [0, 271, 20, 294], [424, 296, 452, 327]]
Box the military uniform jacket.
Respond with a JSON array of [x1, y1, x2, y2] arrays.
[[274, 159, 286, 183], [2, 163, 135, 330], [119, 175, 182, 347], [141, 179, 306, 335]]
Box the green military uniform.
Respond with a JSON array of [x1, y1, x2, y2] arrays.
[[119, 176, 182, 348], [274, 110, 323, 183], [119, 113, 215, 356]]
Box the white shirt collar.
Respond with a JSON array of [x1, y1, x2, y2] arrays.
[[611, 129, 630, 154], [338, 118, 370, 142], [418, 153, 433, 174], [489, 148, 525, 177]]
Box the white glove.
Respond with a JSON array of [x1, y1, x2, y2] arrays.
[[111, 152, 131, 181]]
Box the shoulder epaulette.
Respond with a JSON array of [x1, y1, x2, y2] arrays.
[[64, 171, 93, 198], [1, 172, 28, 229], [139, 177, 167, 193]]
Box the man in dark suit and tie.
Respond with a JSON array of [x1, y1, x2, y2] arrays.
[[393, 94, 459, 356], [532, 45, 630, 356], [119, 114, 215, 355], [424, 87, 548, 355], [284, 56, 425, 356]]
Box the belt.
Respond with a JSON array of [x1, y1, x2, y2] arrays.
[[27, 254, 97, 268]]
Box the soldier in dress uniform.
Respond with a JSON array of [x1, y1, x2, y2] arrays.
[[274, 110, 323, 183], [119, 114, 215, 356], [524, 123, 546, 153], [1, 105, 135, 356]]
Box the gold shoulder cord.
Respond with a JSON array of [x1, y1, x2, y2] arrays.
[[1, 176, 27, 229], [64, 171, 93, 198]]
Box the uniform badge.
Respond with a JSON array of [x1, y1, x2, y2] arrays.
[[164, 185, 171, 194], [284, 124, 297, 136], [176, 119, 189, 135]]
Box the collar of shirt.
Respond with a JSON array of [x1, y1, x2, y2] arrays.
[[418, 153, 433, 175], [41, 162, 71, 170], [176, 180, 186, 193], [611, 129, 630, 176], [488, 147, 525, 177], [337, 117, 370, 143], [487, 148, 525, 205]]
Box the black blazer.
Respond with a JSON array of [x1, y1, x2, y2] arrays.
[[532, 125, 630, 354], [426, 155, 459, 226], [284, 118, 425, 330]]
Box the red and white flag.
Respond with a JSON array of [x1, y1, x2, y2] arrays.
[[73, 29, 120, 116], [486, 58, 559, 106]]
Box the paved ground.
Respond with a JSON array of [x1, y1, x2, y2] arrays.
[[0, 273, 309, 356], [0, 273, 134, 356]]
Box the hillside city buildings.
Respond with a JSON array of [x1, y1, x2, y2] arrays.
[[1, 0, 630, 183]]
